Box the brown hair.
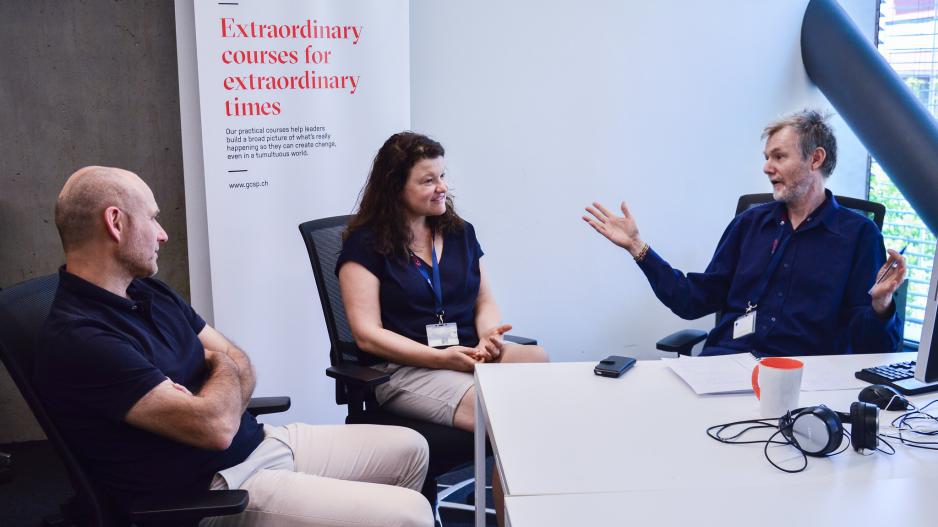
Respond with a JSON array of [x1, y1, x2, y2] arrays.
[[345, 132, 463, 257]]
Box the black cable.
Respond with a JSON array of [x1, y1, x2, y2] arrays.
[[876, 434, 896, 455], [829, 433, 851, 456], [763, 429, 808, 473], [891, 400, 938, 433], [885, 398, 938, 450], [706, 418, 789, 445], [707, 418, 808, 473], [882, 399, 938, 450], [879, 434, 938, 450]]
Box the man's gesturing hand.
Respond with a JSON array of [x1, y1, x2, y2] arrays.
[[583, 201, 645, 257]]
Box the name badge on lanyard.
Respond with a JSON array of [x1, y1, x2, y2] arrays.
[[427, 322, 459, 348], [734, 217, 791, 340], [411, 235, 460, 348], [733, 306, 757, 339]]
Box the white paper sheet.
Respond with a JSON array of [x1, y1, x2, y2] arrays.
[[665, 353, 873, 395], [797, 356, 870, 391], [663, 354, 757, 395]]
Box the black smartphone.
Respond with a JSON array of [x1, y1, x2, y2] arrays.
[[594, 355, 637, 378]]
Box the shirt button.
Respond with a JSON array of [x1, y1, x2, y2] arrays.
[[131, 305, 138, 311], [771, 317, 777, 322]]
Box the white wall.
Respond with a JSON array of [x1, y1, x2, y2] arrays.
[[410, 0, 875, 362]]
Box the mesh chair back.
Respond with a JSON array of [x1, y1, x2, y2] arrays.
[[298, 216, 379, 369], [0, 274, 110, 526], [736, 193, 886, 230]]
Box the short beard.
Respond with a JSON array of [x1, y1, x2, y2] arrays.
[[116, 249, 157, 279], [773, 176, 813, 204]]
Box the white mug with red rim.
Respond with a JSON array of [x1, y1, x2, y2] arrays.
[[751, 357, 804, 418]]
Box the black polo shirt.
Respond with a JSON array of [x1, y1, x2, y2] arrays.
[[34, 268, 263, 509]]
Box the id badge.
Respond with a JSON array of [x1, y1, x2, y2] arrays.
[[426, 322, 459, 347], [733, 310, 757, 339]]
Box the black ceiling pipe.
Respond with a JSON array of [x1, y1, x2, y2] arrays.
[[802, 0, 938, 236]]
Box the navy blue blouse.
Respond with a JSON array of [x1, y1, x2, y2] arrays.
[[336, 222, 484, 352], [637, 191, 902, 357]]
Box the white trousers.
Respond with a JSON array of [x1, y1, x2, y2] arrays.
[[202, 423, 433, 527]]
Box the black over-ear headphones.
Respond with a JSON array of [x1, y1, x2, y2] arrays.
[[778, 402, 879, 456]]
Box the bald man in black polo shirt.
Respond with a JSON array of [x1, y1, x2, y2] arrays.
[[34, 166, 433, 527]]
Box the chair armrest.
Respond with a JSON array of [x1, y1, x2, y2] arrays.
[[326, 364, 390, 387], [129, 489, 248, 525], [503, 334, 537, 346], [247, 396, 291, 416], [656, 329, 708, 355]]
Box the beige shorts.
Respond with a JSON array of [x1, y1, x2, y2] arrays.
[[373, 363, 474, 427]]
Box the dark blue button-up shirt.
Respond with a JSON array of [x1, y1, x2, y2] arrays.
[[638, 191, 901, 356]]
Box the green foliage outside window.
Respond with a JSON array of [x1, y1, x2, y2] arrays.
[[869, 157, 936, 343], [869, 1, 938, 344]]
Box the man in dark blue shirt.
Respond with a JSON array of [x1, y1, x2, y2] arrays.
[[584, 111, 905, 356], [34, 166, 433, 526]]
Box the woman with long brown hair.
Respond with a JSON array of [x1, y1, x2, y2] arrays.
[[337, 131, 547, 432]]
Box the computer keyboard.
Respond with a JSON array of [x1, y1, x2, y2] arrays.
[[855, 360, 938, 395], [855, 360, 917, 385]]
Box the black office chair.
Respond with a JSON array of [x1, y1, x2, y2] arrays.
[[655, 193, 898, 356], [0, 286, 9, 487], [298, 216, 534, 511], [0, 273, 290, 526]]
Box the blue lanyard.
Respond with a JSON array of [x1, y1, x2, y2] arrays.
[[747, 220, 792, 313], [410, 237, 444, 323]]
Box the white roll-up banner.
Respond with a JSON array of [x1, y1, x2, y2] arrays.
[[184, 0, 409, 423]]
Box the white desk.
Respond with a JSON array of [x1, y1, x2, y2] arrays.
[[474, 352, 937, 526], [505, 476, 938, 527]]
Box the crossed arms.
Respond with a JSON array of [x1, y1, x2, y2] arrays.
[[124, 325, 255, 450]]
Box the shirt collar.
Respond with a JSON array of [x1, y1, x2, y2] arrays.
[[58, 266, 151, 310], [759, 189, 840, 234], [806, 189, 841, 235]]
